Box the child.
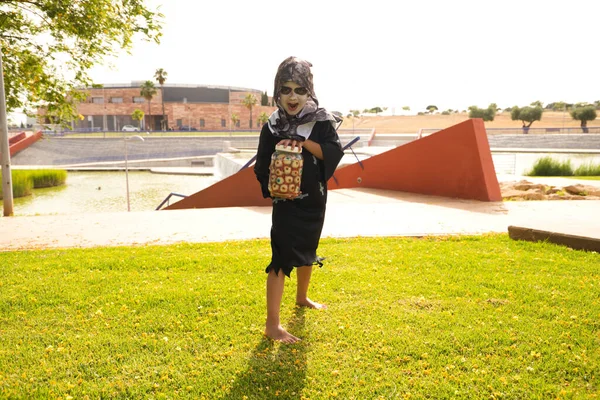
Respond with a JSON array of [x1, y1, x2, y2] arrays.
[[254, 56, 344, 343]]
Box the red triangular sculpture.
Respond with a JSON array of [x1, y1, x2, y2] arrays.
[[164, 118, 501, 210], [329, 118, 502, 201]]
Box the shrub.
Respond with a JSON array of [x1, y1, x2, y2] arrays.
[[574, 162, 600, 176], [526, 156, 573, 176]]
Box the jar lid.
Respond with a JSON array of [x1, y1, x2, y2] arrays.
[[275, 144, 302, 153]]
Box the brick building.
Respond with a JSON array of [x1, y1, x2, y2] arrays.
[[73, 82, 275, 131]]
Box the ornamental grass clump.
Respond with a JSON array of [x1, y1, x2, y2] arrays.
[[29, 169, 67, 188], [0, 170, 33, 199], [526, 156, 573, 176], [0, 169, 67, 199], [573, 162, 600, 176]]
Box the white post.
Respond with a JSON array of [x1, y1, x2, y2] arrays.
[[124, 135, 131, 211], [124, 135, 144, 212], [0, 48, 14, 216]]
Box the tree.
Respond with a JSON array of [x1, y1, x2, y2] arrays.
[[402, 106, 410, 111], [550, 101, 566, 111], [347, 110, 361, 133], [140, 81, 157, 131], [257, 112, 269, 126], [426, 105, 438, 114], [530, 100, 544, 108], [242, 94, 258, 129], [231, 113, 239, 131], [570, 106, 597, 133], [154, 68, 168, 131], [511, 106, 543, 133], [1, 0, 162, 122], [369, 107, 383, 115], [468, 104, 496, 121], [261, 91, 269, 106], [132, 109, 145, 129]]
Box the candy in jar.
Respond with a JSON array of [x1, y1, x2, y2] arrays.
[[268, 144, 303, 198]]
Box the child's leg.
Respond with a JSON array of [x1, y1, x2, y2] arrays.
[[296, 265, 327, 309], [265, 268, 300, 343]]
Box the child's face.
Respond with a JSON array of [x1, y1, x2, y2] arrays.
[[279, 81, 308, 116]]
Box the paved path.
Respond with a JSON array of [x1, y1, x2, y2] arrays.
[[1, 186, 598, 252]]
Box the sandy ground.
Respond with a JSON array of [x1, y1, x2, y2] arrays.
[[340, 111, 592, 133]]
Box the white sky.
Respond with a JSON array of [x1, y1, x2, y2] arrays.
[[12, 0, 600, 122]]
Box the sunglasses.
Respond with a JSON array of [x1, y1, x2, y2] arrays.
[[280, 86, 309, 96]]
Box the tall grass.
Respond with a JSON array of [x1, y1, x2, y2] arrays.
[[0, 169, 67, 199], [525, 156, 573, 176], [28, 169, 67, 188], [574, 161, 600, 176], [6, 170, 34, 198]]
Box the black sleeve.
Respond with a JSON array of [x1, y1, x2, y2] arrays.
[[318, 121, 344, 182], [254, 124, 275, 198]]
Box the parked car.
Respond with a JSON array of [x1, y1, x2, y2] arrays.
[[122, 125, 140, 132], [178, 125, 197, 131]]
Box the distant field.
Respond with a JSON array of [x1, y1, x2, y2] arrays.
[[340, 111, 595, 133]]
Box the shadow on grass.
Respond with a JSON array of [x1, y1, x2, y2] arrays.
[[222, 307, 310, 399]]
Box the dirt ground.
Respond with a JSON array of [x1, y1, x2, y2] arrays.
[[339, 111, 590, 133]]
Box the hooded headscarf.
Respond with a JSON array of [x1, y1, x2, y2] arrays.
[[268, 56, 341, 141]]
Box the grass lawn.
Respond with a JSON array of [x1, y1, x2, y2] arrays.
[[1, 234, 598, 399]]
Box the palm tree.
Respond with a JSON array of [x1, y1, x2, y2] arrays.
[[154, 68, 168, 130], [140, 80, 157, 131], [257, 112, 269, 127], [242, 93, 258, 129]]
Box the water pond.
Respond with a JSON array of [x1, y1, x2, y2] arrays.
[[2, 171, 218, 216]]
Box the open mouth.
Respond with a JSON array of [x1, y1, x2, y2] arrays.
[[287, 103, 299, 112]]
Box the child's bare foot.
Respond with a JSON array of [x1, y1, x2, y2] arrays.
[[296, 298, 327, 309], [265, 324, 301, 343]]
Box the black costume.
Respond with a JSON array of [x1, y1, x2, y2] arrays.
[[254, 120, 343, 277]]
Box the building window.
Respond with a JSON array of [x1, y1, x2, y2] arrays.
[[91, 97, 104, 104], [199, 119, 205, 128], [176, 119, 183, 127], [110, 97, 123, 103], [236, 120, 240, 128], [133, 97, 145, 103], [221, 119, 226, 127]]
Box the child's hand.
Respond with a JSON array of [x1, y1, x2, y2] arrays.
[[278, 139, 303, 152]]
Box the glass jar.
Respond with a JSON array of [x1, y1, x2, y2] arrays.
[[268, 144, 303, 198]]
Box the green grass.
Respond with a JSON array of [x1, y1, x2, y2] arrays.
[[3, 170, 34, 198], [28, 169, 67, 188], [574, 162, 600, 176], [1, 235, 598, 398], [0, 169, 67, 199], [526, 156, 573, 176], [527, 157, 600, 177]]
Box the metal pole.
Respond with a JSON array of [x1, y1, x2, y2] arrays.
[[0, 48, 14, 216], [124, 135, 130, 211]]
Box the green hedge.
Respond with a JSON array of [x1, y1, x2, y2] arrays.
[[0, 169, 67, 199]]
